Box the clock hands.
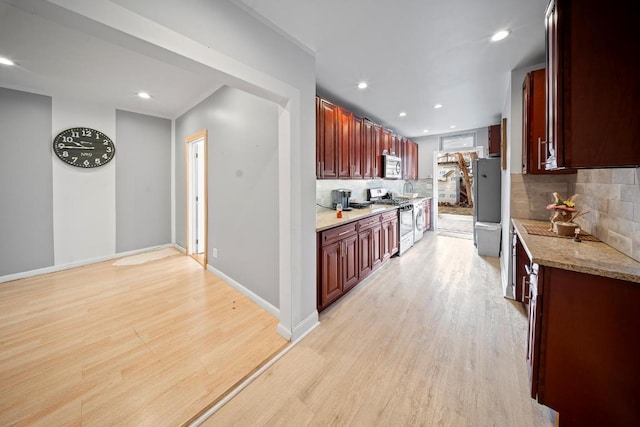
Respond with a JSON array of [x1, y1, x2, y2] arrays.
[[60, 145, 95, 150]]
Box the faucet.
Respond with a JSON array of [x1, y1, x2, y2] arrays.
[[403, 180, 414, 194]]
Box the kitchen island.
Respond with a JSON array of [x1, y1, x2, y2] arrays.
[[512, 218, 640, 427]]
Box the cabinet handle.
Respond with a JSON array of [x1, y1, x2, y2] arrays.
[[537, 137, 547, 169], [522, 276, 530, 301], [338, 230, 351, 236]]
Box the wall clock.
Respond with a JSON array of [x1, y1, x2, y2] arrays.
[[53, 127, 115, 168]]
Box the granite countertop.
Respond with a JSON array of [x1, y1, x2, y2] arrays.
[[317, 205, 399, 232], [512, 218, 640, 283]]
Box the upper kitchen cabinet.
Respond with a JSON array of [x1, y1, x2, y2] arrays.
[[317, 97, 338, 178], [401, 139, 419, 180], [362, 119, 376, 178], [316, 95, 416, 179], [488, 124, 501, 157], [522, 69, 574, 175], [544, 0, 640, 169]]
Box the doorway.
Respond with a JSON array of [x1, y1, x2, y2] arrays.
[[432, 146, 484, 239], [185, 130, 208, 267]]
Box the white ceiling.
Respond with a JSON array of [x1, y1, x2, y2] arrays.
[[237, 0, 549, 137], [0, 0, 548, 136], [0, 0, 224, 119]]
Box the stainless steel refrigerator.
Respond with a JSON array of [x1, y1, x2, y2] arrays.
[[472, 157, 501, 245]]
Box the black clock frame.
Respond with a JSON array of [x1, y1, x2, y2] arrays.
[[53, 127, 115, 168]]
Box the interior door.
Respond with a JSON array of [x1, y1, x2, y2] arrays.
[[185, 130, 208, 267]]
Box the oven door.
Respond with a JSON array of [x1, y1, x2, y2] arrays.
[[399, 206, 414, 237]]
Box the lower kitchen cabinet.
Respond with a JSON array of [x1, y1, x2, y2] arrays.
[[521, 260, 640, 426], [317, 209, 399, 311], [381, 210, 399, 260], [511, 230, 530, 302], [318, 222, 358, 309]]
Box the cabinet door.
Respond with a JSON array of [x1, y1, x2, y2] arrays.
[[371, 224, 383, 270], [405, 140, 418, 179], [320, 241, 342, 308], [362, 119, 375, 178], [512, 232, 530, 302], [342, 234, 359, 291], [382, 219, 398, 260], [390, 218, 399, 255], [358, 229, 372, 279], [545, 0, 560, 170], [337, 107, 352, 178], [488, 124, 501, 157], [373, 125, 383, 178], [526, 265, 542, 400], [318, 99, 338, 178], [350, 115, 363, 179], [545, 0, 640, 168]]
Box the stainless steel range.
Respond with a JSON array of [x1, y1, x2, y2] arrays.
[[367, 188, 414, 256]]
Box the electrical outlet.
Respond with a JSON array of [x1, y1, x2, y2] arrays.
[[212, 248, 218, 258]]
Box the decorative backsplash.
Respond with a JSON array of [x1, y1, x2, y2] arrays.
[[511, 168, 640, 262]]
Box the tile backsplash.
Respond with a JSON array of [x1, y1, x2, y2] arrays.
[[316, 179, 433, 209], [573, 168, 640, 262], [510, 173, 577, 221], [511, 168, 640, 262]]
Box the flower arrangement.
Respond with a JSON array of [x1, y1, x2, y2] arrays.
[[546, 192, 587, 234]]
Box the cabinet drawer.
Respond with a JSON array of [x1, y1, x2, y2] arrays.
[[320, 222, 357, 246], [357, 215, 381, 231], [381, 210, 398, 222]]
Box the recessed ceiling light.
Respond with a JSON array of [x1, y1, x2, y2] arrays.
[[138, 92, 151, 99], [450, 125, 457, 129], [423, 129, 429, 133], [0, 57, 15, 66], [491, 30, 510, 42], [399, 112, 407, 117], [357, 82, 368, 89], [433, 104, 443, 109]]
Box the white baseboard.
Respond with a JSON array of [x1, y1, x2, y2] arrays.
[[206, 264, 280, 319], [279, 310, 319, 341], [0, 243, 175, 284]]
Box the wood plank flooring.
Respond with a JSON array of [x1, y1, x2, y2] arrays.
[[0, 250, 288, 426], [202, 233, 555, 426]]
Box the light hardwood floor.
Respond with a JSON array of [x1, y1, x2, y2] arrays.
[[202, 233, 555, 426], [0, 250, 288, 426]]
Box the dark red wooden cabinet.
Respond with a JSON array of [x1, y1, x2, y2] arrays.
[[545, 0, 640, 169], [318, 210, 399, 311], [316, 98, 338, 178], [523, 261, 640, 426], [488, 124, 501, 157]]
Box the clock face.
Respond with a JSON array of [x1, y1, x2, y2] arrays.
[[53, 127, 115, 168]]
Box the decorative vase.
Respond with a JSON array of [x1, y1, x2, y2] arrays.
[[555, 221, 578, 237]]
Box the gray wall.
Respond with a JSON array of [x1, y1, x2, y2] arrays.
[[0, 87, 54, 276], [176, 86, 280, 307], [112, 0, 317, 327], [115, 110, 172, 252]]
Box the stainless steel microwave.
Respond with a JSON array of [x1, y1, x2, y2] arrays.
[[383, 154, 402, 179]]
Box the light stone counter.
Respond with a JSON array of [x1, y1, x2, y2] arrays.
[[317, 205, 399, 232], [512, 218, 640, 283]]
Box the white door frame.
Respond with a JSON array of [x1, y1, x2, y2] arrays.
[[185, 130, 208, 267]]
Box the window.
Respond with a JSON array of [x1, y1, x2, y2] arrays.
[[440, 133, 475, 150]]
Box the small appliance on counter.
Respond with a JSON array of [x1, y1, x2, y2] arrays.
[[331, 188, 353, 211]]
